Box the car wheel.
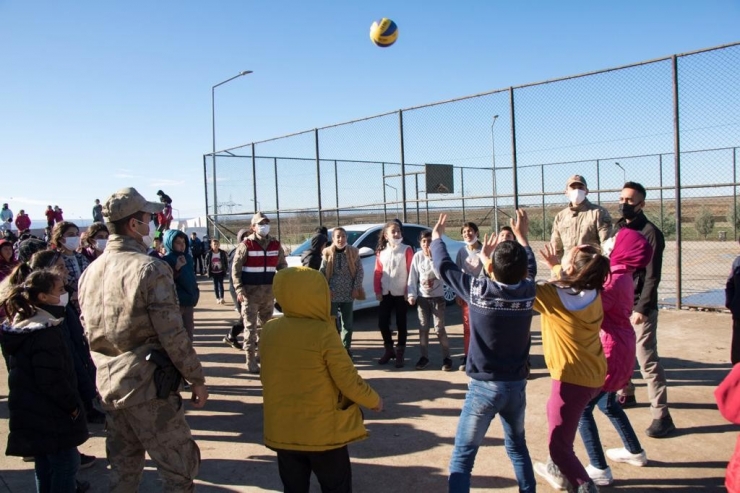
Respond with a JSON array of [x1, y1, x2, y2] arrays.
[[443, 284, 456, 305]]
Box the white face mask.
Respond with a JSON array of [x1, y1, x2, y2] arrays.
[[54, 292, 69, 307], [256, 224, 270, 236], [132, 219, 152, 246], [389, 237, 403, 246], [141, 236, 153, 247], [568, 189, 587, 206], [96, 239, 108, 251], [464, 236, 479, 246], [63, 237, 80, 250]]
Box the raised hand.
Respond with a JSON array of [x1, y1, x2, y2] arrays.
[[511, 209, 529, 245], [539, 243, 560, 270], [432, 214, 447, 240]]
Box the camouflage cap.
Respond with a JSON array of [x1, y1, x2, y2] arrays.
[[566, 174, 588, 189], [103, 187, 163, 222], [251, 212, 269, 225]]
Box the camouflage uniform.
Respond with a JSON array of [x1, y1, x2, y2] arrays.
[[550, 198, 612, 259], [231, 231, 287, 373], [79, 229, 205, 492]]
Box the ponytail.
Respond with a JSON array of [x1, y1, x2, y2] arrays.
[[7, 262, 33, 287], [559, 244, 611, 292], [1, 269, 61, 322]]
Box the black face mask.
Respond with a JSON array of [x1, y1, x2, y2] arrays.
[[619, 203, 640, 220]]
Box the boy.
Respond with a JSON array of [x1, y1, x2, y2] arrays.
[[431, 210, 536, 493], [726, 246, 740, 364]]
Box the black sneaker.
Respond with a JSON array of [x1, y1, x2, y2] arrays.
[[223, 335, 243, 350], [618, 394, 637, 408], [441, 358, 453, 371], [645, 415, 676, 438], [415, 357, 429, 370], [79, 453, 96, 470]]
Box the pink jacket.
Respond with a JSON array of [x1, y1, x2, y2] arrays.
[[716, 364, 740, 493], [601, 228, 652, 392]]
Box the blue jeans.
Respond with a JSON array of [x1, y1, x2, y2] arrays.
[[578, 391, 643, 470], [449, 379, 535, 493], [34, 447, 80, 493], [212, 273, 225, 300]]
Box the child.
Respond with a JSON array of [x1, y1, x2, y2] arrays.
[[374, 221, 413, 367], [0, 269, 89, 491], [206, 238, 228, 304], [533, 234, 610, 493], [716, 364, 740, 493], [407, 230, 452, 371], [163, 230, 200, 341], [432, 212, 536, 493], [320, 227, 364, 355], [260, 267, 383, 492], [455, 221, 483, 371], [726, 245, 740, 365], [574, 228, 653, 486]]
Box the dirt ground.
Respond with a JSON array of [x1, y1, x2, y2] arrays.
[[0, 277, 736, 492]]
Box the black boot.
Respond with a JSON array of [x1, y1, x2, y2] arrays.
[[378, 345, 395, 365]]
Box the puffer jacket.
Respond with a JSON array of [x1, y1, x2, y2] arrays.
[[601, 228, 652, 391], [260, 267, 380, 452], [716, 364, 740, 493], [1, 308, 88, 456], [162, 230, 200, 307]]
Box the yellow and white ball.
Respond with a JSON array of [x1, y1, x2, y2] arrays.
[[369, 18, 398, 48]]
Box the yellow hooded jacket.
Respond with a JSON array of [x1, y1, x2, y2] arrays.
[[260, 267, 380, 452]]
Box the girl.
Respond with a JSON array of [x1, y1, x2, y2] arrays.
[[320, 227, 364, 355], [1, 269, 89, 492], [407, 230, 452, 371], [163, 230, 199, 341], [455, 222, 483, 371], [0, 239, 18, 283], [575, 229, 653, 486], [374, 221, 413, 367], [533, 242, 610, 493], [206, 238, 228, 304], [50, 221, 90, 311], [79, 222, 109, 263]]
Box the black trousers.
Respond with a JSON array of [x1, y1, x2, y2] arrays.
[[276, 446, 352, 493], [378, 294, 408, 347], [733, 318, 740, 365]]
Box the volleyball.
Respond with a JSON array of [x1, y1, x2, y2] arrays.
[[369, 18, 398, 48]]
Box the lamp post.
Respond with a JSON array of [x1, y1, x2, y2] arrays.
[[491, 114, 500, 232], [212, 70, 253, 238], [385, 183, 400, 218], [615, 162, 626, 184]]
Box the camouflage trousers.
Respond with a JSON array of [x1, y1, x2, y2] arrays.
[[240, 284, 275, 358], [106, 394, 200, 493]]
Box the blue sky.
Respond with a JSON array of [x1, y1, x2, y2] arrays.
[[1, 0, 738, 223]]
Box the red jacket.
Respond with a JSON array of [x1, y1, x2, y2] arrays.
[[600, 229, 652, 392], [716, 364, 740, 493], [45, 209, 55, 223], [54, 209, 64, 222], [14, 214, 31, 232]]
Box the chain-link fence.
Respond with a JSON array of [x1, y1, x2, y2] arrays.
[[204, 42, 740, 310]]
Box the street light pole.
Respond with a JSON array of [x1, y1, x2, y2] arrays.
[[615, 161, 626, 184], [491, 114, 500, 232], [212, 70, 253, 238], [385, 183, 399, 218]]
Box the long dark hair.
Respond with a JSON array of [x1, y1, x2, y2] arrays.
[[558, 244, 611, 292], [2, 270, 61, 321], [376, 221, 401, 254]]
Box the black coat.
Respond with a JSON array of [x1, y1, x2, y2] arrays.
[[1, 310, 89, 457]]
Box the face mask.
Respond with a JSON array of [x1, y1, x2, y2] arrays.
[[132, 219, 152, 245], [389, 237, 403, 246], [568, 189, 586, 206], [141, 236, 153, 247], [96, 239, 108, 251], [618, 202, 640, 220], [63, 237, 80, 250], [256, 224, 270, 236], [464, 236, 479, 246], [53, 292, 69, 307]]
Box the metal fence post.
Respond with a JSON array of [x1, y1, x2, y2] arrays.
[[315, 129, 323, 226], [274, 157, 281, 241], [596, 159, 601, 206], [659, 154, 664, 232], [509, 87, 519, 209], [461, 168, 466, 222], [251, 143, 257, 213], [399, 110, 408, 222], [415, 174, 420, 223], [203, 155, 210, 237], [672, 54, 682, 310], [334, 160, 340, 226], [734, 147, 738, 240], [213, 152, 219, 239], [541, 164, 546, 241], [382, 163, 387, 223]]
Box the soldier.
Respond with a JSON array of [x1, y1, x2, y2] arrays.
[[550, 175, 612, 261], [78, 187, 208, 492], [231, 212, 287, 373]]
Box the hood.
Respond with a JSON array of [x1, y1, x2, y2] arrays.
[[1, 308, 63, 354], [163, 229, 190, 255], [273, 267, 330, 322], [610, 228, 652, 271], [309, 234, 328, 252]]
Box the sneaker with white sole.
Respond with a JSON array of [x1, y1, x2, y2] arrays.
[[606, 447, 648, 467], [534, 460, 567, 491], [585, 464, 613, 486]]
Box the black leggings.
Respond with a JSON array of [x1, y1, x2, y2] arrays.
[[378, 294, 408, 347]]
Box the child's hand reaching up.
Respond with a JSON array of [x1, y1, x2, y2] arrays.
[[432, 214, 447, 240], [539, 243, 560, 270]]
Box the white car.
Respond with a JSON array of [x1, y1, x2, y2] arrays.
[[286, 223, 466, 311]]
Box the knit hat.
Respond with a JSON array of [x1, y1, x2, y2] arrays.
[[18, 238, 48, 263]]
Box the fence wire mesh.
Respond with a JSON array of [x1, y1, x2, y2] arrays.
[[205, 42, 740, 309]]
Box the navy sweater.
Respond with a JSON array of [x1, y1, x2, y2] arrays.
[[432, 239, 536, 381], [726, 256, 740, 318]]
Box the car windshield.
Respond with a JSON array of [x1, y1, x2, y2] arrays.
[[289, 229, 368, 256]]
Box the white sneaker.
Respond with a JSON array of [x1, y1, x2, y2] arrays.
[[534, 460, 567, 491], [606, 447, 648, 467], [585, 464, 613, 486]]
